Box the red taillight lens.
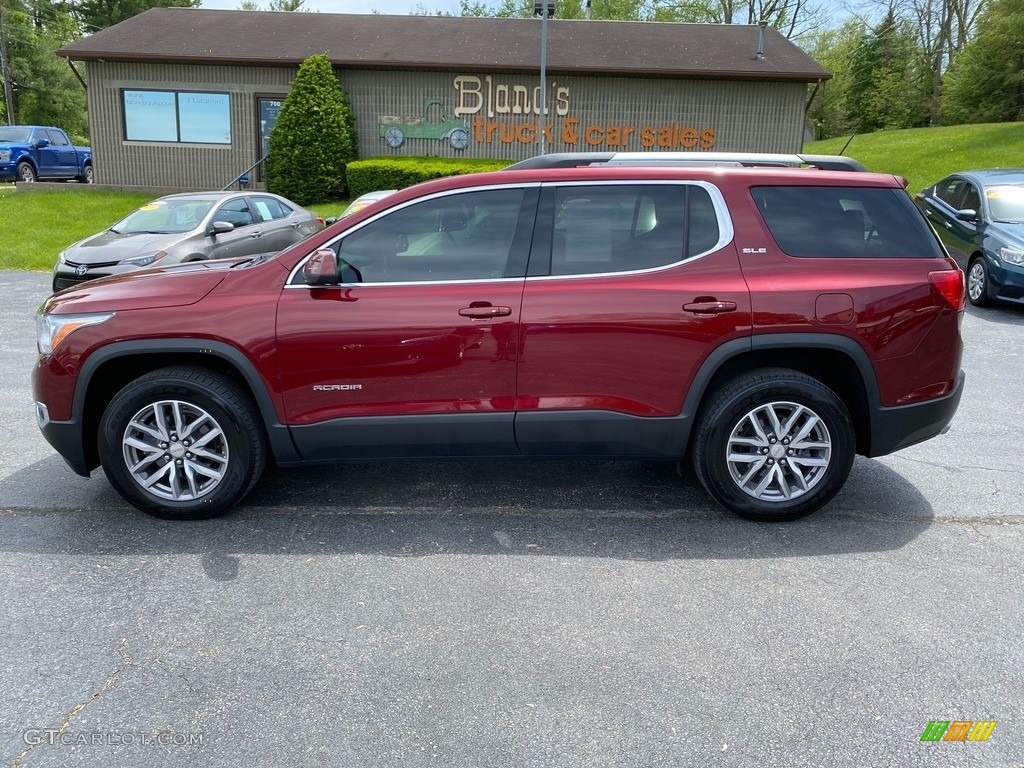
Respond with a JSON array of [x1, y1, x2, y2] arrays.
[[929, 269, 965, 311]]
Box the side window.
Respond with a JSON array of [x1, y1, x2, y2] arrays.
[[752, 186, 946, 259], [960, 183, 982, 214], [550, 184, 714, 276], [46, 130, 69, 146], [336, 188, 524, 283], [252, 196, 291, 222], [213, 198, 255, 228], [935, 178, 967, 208]]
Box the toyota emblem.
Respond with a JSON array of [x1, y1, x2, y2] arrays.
[[74, 264, 88, 276]]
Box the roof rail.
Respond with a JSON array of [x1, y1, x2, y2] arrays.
[[504, 152, 867, 172]]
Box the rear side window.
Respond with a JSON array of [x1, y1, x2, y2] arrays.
[[752, 186, 945, 259], [550, 184, 721, 276], [251, 196, 292, 221]]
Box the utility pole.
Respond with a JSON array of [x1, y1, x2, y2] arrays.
[[0, 2, 16, 124]]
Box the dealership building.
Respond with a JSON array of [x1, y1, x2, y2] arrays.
[[58, 8, 830, 189]]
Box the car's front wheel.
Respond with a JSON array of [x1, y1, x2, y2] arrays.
[[17, 162, 36, 182], [98, 367, 266, 519], [967, 257, 994, 307], [692, 368, 855, 522]]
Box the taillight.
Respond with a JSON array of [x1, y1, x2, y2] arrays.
[[316, 215, 325, 227], [929, 269, 965, 311]]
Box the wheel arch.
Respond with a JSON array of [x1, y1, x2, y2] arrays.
[[75, 339, 300, 471], [682, 334, 879, 457]]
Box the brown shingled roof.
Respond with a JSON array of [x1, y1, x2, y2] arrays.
[[58, 8, 830, 82]]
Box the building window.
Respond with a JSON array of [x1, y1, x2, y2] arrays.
[[122, 89, 231, 144]]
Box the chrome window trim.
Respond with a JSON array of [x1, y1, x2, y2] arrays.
[[528, 179, 734, 281], [285, 182, 541, 288]]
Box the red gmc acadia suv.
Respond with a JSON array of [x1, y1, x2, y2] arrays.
[[32, 155, 966, 521]]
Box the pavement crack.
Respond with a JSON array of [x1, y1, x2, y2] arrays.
[[11, 639, 134, 768], [887, 455, 1017, 474]]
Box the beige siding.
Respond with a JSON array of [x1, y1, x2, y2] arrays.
[[85, 61, 807, 188], [344, 71, 806, 161], [86, 62, 296, 189]]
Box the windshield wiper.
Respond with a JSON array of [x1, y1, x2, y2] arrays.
[[232, 252, 274, 269]]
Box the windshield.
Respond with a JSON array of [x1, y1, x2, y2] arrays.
[[0, 127, 32, 142], [986, 185, 1024, 223], [110, 198, 217, 235]]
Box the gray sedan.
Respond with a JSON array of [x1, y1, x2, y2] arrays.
[[52, 191, 323, 292]]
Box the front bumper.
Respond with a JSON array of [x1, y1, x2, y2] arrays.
[[867, 370, 965, 457], [990, 258, 1024, 304], [36, 405, 92, 477]]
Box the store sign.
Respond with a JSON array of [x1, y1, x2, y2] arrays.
[[450, 74, 716, 150]]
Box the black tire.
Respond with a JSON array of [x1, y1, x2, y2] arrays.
[[77, 164, 94, 184], [691, 368, 855, 522], [17, 162, 36, 183], [966, 256, 994, 307], [98, 367, 266, 520]]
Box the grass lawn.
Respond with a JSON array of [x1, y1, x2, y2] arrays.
[[806, 122, 1024, 193], [0, 188, 153, 271], [0, 189, 351, 272]]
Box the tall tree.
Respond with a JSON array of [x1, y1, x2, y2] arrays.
[[74, 0, 199, 33], [940, 0, 1024, 123], [804, 19, 867, 139], [266, 53, 357, 204], [845, 10, 930, 133], [0, 0, 86, 136]]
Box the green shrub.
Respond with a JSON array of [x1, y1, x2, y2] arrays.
[[346, 156, 510, 198], [267, 53, 358, 205]]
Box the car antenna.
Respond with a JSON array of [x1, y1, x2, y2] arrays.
[[839, 133, 857, 157]]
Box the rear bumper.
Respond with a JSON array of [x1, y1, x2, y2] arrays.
[[867, 371, 965, 457]]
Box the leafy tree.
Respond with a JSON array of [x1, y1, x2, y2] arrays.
[[940, 0, 1024, 124], [73, 0, 199, 33], [266, 53, 357, 204], [804, 19, 866, 139], [845, 10, 930, 133], [0, 0, 86, 135], [238, 0, 309, 9]]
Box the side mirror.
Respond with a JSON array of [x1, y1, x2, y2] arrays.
[[955, 208, 980, 223], [35, 138, 50, 149], [208, 220, 234, 235], [324, 217, 338, 225], [303, 248, 340, 286]]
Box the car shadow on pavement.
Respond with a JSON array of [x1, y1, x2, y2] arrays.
[[0, 455, 933, 573], [965, 302, 1024, 325]]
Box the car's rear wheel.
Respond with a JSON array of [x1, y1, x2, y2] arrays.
[[967, 257, 993, 307], [98, 367, 266, 519], [77, 165, 94, 184], [692, 368, 855, 521]]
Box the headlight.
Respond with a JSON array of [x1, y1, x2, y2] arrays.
[[0, 150, 10, 162], [121, 250, 167, 267], [36, 311, 114, 356], [999, 246, 1024, 266]]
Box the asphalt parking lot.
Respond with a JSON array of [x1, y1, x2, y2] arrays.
[[1, 270, 1021, 768]]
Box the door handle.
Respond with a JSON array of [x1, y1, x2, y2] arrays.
[[459, 305, 512, 319], [250, 231, 263, 238], [683, 300, 737, 315]]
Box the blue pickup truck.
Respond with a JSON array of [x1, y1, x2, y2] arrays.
[[0, 125, 92, 183]]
